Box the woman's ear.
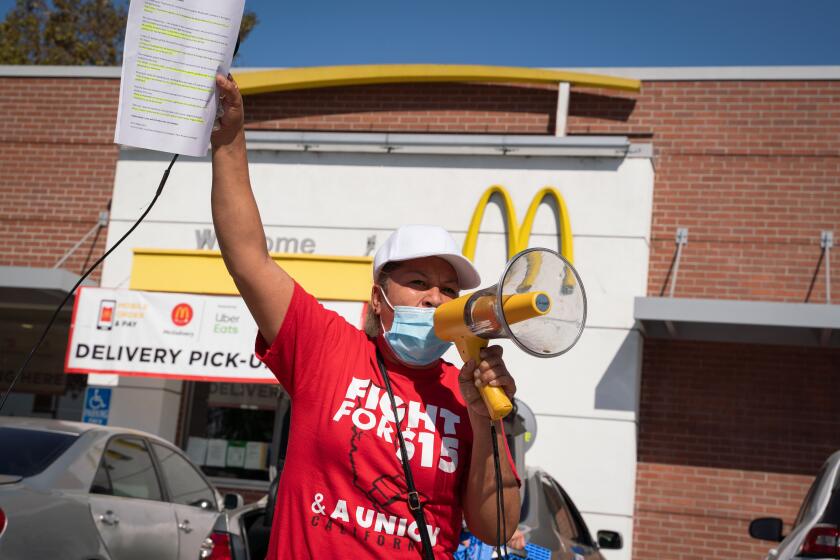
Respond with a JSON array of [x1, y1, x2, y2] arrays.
[[370, 284, 382, 315]]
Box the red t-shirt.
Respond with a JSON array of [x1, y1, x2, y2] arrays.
[[256, 282, 477, 559]]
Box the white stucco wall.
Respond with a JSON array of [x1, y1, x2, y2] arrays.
[[101, 147, 653, 559]]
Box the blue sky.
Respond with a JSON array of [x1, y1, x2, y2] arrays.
[[236, 0, 840, 67], [2, 0, 839, 68]]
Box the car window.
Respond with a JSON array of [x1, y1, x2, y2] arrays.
[[541, 478, 580, 541], [554, 480, 596, 547], [91, 437, 162, 501], [520, 478, 531, 520], [823, 488, 840, 524], [152, 443, 216, 510], [0, 427, 78, 477], [794, 463, 829, 528]]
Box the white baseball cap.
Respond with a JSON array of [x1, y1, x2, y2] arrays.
[[373, 225, 481, 289]]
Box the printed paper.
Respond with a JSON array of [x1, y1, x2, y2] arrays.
[[185, 436, 208, 465], [206, 438, 228, 467], [114, 0, 245, 156], [244, 441, 268, 470], [226, 440, 246, 468]]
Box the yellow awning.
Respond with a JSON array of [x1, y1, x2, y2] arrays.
[[130, 249, 373, 302], [233, 64, 641, 96]]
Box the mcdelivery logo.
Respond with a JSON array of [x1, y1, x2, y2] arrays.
[[171, 303, 193, 327]]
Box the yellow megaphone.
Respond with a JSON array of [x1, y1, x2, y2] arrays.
[[434, 248, 587, 420]]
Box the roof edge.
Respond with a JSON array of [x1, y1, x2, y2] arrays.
[[0, 65, 122, 78], [562, 65, 840, 81]]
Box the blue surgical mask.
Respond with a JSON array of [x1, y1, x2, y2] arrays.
[[379, 289, 452, 366]]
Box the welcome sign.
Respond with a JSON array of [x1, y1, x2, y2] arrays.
[[66, 287, 276, 382]]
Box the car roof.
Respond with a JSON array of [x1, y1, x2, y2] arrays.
[[0, 416, 171, 443]]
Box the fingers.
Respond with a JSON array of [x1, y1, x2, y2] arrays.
[[476, 347, 504, 382], [477, 346, 503, 371], [216, 73, 238, 96], [215, 73, 242, 110], [212, 73, 244, 139], [459, 346, 517, 398], [481, 371, 516, 398], [457, 347, 518, 417]]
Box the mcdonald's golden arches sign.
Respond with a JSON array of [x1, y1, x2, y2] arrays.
[[462, 186, 574, 264]]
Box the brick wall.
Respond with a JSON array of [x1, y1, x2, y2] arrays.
[[571, 81, 840, 558], [0, 77, 120, 279], [565, 81, 840, 303], [244, 81, 558, 134], [634, 339, 840, 559]]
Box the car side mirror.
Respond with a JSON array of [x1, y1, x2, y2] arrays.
[[223, 493, 244, 510], [597, 530, 623, 549], [749, 517, 784, 542], [191, 498, 216, 511]]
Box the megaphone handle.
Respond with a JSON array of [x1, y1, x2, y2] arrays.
[[455, 336, 513, 421]]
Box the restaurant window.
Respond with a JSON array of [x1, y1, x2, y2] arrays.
[[0, 313, 87, 421], [182, 381, 290, 484]]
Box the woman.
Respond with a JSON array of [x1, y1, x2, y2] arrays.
[[210, 73, 519, 559]]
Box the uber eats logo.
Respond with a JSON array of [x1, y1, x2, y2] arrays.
[[214, 305, 240, 334]]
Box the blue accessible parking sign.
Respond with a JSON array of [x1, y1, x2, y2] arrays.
[[83, 387, 112, 425]]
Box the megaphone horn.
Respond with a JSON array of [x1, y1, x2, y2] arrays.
[[434, 248, 587, 420]]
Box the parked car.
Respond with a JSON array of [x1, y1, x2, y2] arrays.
[[217, 466, 623, 559], [749, 450, 840, 560], [0, 416, 242, 560], [518, 467, 622, 559]]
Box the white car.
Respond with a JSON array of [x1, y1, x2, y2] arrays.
[[749, 450, 840, 559], [0, 416, 242, 560]]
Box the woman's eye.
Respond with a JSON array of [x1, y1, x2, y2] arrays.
[[411, 280, 427, 288], [443, 288, 457, 297]]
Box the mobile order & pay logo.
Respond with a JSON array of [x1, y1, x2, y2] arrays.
[[171, 303, 194, 327], [96, 299, 116, 330]]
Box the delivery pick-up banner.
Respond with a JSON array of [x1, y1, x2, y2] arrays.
[[69, 287, 362, 383]]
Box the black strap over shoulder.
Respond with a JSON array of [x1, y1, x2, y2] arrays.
[[375, 348, 435, 560]]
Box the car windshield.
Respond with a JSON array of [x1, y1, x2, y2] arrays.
[[0, 427, 79, 477]]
